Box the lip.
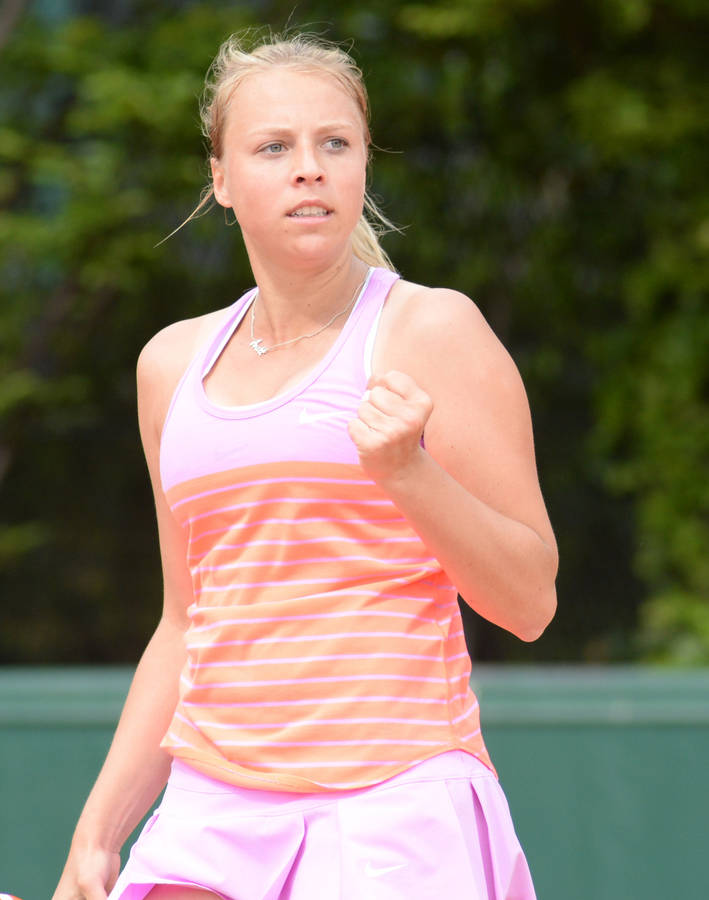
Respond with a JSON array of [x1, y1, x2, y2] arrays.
[[286, 199, 333, 216]]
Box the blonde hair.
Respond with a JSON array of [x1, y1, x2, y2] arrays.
[[175, 31, 397, 270]]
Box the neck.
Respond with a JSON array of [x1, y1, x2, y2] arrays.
[[247, 251, 370, 344]]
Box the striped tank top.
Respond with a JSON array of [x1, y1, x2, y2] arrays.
[[159, 266, 495, 792]]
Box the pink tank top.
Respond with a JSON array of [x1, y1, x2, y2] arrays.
[[159, 266, 495, 792]]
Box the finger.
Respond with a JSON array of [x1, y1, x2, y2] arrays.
[[365, 385, 411, 419], [368, 369, 421, 400], [367, 373, 433, 427], [356, 399, 394, 434], [363, 388, 431, 438], [347, 416, 383, 453]]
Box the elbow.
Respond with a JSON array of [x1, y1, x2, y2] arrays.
[[517, 542, 558, 642], [515, 585, 558, 643]]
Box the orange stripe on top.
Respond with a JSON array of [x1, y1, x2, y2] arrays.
[[161, 460, 496, 792]]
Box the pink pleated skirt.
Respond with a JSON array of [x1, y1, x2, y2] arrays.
[[109, 750, 536, 900]]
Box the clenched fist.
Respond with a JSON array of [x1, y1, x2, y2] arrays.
[[348, 370, 433, 484]]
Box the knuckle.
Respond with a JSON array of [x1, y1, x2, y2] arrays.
[[370, 385, 387, 405], [400, 408, 421, 430], [382, 372, 403, 393]]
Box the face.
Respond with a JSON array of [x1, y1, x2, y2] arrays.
[[211, 68, 369, 267]]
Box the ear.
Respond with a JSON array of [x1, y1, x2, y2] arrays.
[[211, 156, 232, 208]]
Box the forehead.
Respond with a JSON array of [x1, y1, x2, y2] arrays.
[[227, 67, 365, 132]]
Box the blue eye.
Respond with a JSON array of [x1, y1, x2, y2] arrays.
[[262, 142, 286, 154], [326, 138, 348, 150]]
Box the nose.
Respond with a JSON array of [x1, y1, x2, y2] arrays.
[[292, 143, 324, 184]]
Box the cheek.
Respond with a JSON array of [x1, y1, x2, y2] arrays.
[[227, 167, 270, 225], [342, 157, 368, 213]]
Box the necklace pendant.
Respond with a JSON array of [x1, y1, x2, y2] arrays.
[[249, 338, 268, 357]]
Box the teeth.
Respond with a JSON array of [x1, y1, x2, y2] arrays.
[[290, 206, 329, 217]]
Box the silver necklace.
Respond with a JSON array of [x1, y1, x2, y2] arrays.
[[249, 274, 367, 357]]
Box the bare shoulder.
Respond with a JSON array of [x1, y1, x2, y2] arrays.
[[136, 306, 231, 446], [137, 309, 227, 383], [378, 278, 521, 394]]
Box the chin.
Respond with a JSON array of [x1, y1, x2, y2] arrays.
[[285, 236, 350, 267]]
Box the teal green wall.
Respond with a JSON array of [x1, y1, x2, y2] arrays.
[[471, 668, 709, 900], [1, 667, 707, 899]]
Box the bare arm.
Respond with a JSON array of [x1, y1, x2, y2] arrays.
[[52, 324, 201, 900], [349, 285, 558, 642]]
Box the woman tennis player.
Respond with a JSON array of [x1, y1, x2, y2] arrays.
[[53, 31, 557, 900]]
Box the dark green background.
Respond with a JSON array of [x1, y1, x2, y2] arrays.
[[1, 2, 708, 659]]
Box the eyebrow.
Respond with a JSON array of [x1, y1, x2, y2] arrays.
[[246, 121, 361, 138]]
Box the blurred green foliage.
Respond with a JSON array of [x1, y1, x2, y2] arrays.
[[1, 0, 707, 664]]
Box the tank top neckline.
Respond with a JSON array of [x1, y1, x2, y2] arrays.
[[196, 267, 380, 421]]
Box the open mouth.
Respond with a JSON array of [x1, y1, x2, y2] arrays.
[[288, 205, 332, 218]]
